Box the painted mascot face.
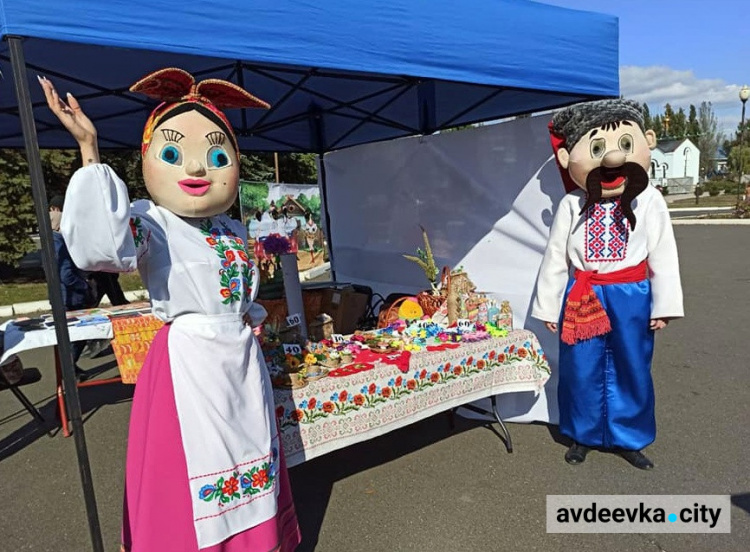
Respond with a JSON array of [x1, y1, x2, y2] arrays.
[[142, 109, 239, 218], [556, 120, 657, 200]]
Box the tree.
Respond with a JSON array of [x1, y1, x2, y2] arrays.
[[687, 104, 701, 144], [279, 153, 318, 184], [0, 150, 38, 267], [40, 149, 78, 198], [239, 153, 275, 183], [697, 102, 722, 178], [671, 107, 687, 138], [642, 103, 652, 131], [728, 145, 750, 177]]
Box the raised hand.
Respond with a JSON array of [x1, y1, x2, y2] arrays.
[[38, 76, 100, 164]]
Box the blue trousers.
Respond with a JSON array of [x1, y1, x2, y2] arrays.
[[558, 278, 656, 450]]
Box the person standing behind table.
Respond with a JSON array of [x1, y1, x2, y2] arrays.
[[49, 195, 95, 379], [89, 270, 130, 307]]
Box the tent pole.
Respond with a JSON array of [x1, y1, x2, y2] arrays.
[[7, 36, 105, 552], [309, 106, 335, 280], [318, 156, 335, 280]]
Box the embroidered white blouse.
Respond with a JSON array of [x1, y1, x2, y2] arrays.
[[60, 164, 262, 323], [531, 185, 684, 323]]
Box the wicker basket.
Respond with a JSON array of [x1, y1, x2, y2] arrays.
[[376, 296, 411, 328], [416, 291, 444, 317]]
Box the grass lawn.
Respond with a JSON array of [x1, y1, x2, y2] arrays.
[[0, 271, 144, 306], [669, 193, 739, 208]]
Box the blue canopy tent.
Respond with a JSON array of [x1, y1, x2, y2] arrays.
[[1, 0, 618, 151], [1, 1, 618, 549]]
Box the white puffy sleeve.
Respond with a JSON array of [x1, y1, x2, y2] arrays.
[[60, 164, 151, 272], [646, 193, 684, 319], [531, 195, 574, 323]]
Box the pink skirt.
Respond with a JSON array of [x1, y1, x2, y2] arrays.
[[122, 324, 301, 552]]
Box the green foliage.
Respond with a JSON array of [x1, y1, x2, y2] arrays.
[[240, 153, 275, 183], [0, 150, 37, 267], [704, 181, 722, 196], [720, 180, 739, 195], [642, 103, 652, 130], [651, 114, 664, 138], [728, 145, 750, 175], [687, 104, 700, 142], [279, 153, 318, 184], [672, 107, 687, 138], [40, 149, 78, 197], [697, 102, 722, 178]]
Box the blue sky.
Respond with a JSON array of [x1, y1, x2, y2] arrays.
[[540, 0, 749, 135]]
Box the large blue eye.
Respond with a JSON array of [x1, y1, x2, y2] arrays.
[[207, 145, 231, 169], [159, 144, 183, 166]]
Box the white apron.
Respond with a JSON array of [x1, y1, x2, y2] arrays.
[[169, 313, 280, 549]]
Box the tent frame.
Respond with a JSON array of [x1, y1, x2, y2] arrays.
[[7, 35, 105, 552]]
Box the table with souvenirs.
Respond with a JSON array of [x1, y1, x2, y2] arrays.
[[269, 324, 551, 467], [1, 275, 552, 462]]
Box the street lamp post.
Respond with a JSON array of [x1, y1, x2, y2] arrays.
[[737, 85, 750, 206]]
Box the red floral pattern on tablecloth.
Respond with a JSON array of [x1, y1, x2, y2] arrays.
[[273, 330, 551, 465]]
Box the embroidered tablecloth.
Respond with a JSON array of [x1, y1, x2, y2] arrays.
[[274, 329, 550, 467]]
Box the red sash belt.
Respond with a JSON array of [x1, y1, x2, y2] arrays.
[[561, 260, 648, 345]]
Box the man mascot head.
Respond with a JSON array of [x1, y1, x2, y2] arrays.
[[549, 98, 657, 229]]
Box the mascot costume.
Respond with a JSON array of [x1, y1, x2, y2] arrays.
[[40, 69, 301, 551], [532, 99, 684, 470]]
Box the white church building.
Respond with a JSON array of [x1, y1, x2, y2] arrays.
[[649, 138, 700, 191]]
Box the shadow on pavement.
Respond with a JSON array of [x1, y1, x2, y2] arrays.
[[0, 361, 133, 462], [289, 412, 498, 552]]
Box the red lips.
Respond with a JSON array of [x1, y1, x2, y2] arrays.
[[601, 175, 627, 190], [178, 179, 211, 196]]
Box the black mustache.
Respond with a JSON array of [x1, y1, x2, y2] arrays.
[[580, 162, 650, 229]]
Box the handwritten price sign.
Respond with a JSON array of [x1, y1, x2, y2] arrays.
[[286, 313, 302, 327], [457, 319, 474, 332], [282, 343, 302, 355], [331, 334, 345, 343]]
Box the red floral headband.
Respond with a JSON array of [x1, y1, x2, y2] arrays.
[[130, 68, 270, 156]]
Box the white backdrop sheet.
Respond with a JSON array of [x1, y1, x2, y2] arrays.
[[322, 115, 568, 424]]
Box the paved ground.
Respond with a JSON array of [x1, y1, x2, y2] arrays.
[[1, 225, 749, 552]]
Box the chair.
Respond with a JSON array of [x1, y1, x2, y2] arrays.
[[0, 365, 45, 425]]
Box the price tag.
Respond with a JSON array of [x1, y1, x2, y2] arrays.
[[331, 333, 346, 343], [415, 319, 431, 329], [282, 343, 302, 355], [457, 319, 474, 332], [286, 313, 302, 327]]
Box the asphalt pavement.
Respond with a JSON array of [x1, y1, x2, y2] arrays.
[[1, 225, 749, 552]]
